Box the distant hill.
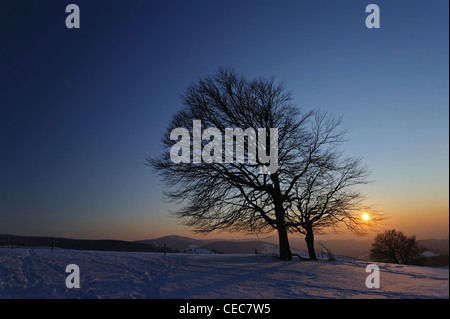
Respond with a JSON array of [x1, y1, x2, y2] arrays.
[[0, 234, 173, 253], [3, 233, 447, 266], [286, 237, 449, 261], [287, 237, 374, 259], [141, 235, 449, 266], [197, 240, 278, 254], [418, 239, 449, 256], [416, 239, 449, 267], [137, 235, 278, 254], [136, 235, 211, 250]]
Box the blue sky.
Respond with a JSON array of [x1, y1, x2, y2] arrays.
[[0, 0, 448, 240]]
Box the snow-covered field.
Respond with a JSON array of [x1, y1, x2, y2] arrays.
[[0, 247, 448, 299]]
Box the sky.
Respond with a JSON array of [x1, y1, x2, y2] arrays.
[[0, 0, 448, 241]]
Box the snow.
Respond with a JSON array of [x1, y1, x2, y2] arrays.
[[421, 251, 440, 257], [0, 247, 448, 299]]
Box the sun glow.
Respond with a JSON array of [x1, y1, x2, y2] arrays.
[[362, 213, 370, 221]]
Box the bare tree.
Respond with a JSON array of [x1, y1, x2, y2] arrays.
[[148, 67, 374, 261], [263, 111, 380, 260], [370, 229, 423, 264], [282, 112, 374, 259]]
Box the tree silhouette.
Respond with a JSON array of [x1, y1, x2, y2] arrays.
[[284, 112, 378, 259], [370, 229, 423, 264], [148, 67, 375, 260]]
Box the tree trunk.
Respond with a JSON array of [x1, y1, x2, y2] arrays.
[[269, 173, 292, 261], [277, 225, 292, 261], [273, 197, 292, 261], [305, 225, 317, 260]]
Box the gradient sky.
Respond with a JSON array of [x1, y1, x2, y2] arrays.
[[0, 0, 448, 241]]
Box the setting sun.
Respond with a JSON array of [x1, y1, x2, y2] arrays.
[[362, 213, 370, 221]]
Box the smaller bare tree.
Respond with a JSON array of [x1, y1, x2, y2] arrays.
[[370, 229, 424, 264], [282, 112, 381, 260]]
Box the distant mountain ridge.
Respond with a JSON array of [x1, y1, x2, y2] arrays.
[[137, 235, 212, 250], [2, 233, 447, 266], [136, 235, 278, 254], [138, 235, 449, 266], [0, 234, 172, 253]]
